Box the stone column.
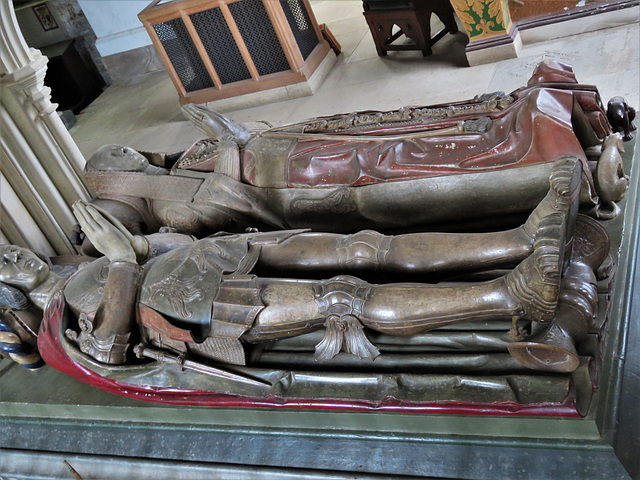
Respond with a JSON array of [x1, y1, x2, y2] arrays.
[[449, 0, 522, 66], [0, 0, 90, 255]]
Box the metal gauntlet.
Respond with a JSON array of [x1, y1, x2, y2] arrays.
[[66, 261, 142, 364]]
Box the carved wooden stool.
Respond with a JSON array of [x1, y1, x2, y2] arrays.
[[363, 0, 458, 56]]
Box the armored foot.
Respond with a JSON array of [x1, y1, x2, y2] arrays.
[[522, 155, 582, 241], [507, 212, 566, 322], [508, 215, 604, 373], [508, 322, 580, 373]]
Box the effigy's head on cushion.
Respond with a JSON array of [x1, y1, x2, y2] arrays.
[[86, 145, 169, 175], [0, 245, 51, 370], [87, 145, 149, 173], [0, 245, 50, 292]]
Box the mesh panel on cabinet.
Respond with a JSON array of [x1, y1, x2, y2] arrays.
[[228, 0, 291, 76], [154, 19, 214, 92], [190, 8, 252, 85], [280, 0, 319, 60]]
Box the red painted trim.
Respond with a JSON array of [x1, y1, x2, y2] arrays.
[[38, 293, 580, 417]]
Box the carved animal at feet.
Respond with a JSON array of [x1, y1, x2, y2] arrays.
[[607, 96, 637, 141], [595, 134, 629, 217]]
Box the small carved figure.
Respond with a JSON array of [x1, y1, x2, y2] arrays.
[[595, 134, 629, 218], [607, 96, 637, 141]]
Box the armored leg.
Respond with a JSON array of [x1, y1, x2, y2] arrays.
[[508, 214, 609, 373], [258, 156, 582, 277], [247, 215, 564, 361]]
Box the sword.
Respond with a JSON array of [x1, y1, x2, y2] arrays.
[[134, 344, 271, 388]]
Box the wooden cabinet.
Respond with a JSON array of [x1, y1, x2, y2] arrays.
[[139, 0, 332, 104]]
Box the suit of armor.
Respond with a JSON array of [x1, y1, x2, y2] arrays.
[[82, 60, 622, 242], [61, 156, 591, 373]]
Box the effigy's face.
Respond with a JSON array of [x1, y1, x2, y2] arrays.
[[87, 145, 149, 172], [0, 245, 49, 290]]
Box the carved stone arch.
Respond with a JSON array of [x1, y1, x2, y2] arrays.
[[0, 0, 33, 74]]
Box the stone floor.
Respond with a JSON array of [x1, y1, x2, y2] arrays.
[[69, 1, 640, 160]]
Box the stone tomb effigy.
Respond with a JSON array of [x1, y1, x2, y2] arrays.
[[0, 60, 638, 478]]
